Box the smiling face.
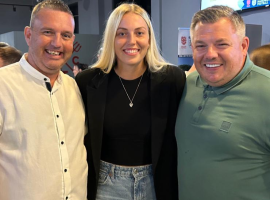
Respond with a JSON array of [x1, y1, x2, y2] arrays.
[[24, 8, 75, 79], [114, 12, 150, 70], [192, 17, 249, 87]]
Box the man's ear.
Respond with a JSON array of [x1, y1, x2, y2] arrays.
[[72, 34, 75, 43], [191, 44, 195, 60], [24, 26, 32, 47], [241, 36, 249, 57]]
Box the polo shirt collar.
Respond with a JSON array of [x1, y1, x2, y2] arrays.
[[195, 55, 253, 95]]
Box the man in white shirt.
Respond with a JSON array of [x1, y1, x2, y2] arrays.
[[0, 0, 87, 199]]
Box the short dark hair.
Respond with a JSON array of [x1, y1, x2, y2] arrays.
[[76, 63, 88, 70], [190, 5, 245, 41], [0, 46, 22, 66], [30, 0, 73, 28]]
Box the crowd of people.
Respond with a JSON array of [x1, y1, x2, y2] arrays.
[[0, 1, 269, 200]]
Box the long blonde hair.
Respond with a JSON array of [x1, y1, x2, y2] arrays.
[[91, 3, 170, 73]]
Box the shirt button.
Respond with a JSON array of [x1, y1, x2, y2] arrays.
[[56, 115, 59, 118], [203, 94, 207, 99], [198, 106, 202, 110], [61, 141, 64, 145], [66, 197, 68, 200], [64, 169, 67, 172]]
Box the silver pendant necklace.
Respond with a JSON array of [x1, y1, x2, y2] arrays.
[[118, 74, 144, 108]]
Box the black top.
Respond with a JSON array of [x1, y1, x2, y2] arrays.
[[101, 69, 151, 165]]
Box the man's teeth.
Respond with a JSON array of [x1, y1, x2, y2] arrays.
[[47, 50, 60, 55], [205, 64, 220, 68], [125, 49, 138, 53]]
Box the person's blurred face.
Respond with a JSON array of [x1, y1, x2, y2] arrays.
[[114, 12, 149, 69], [24, 8, 75, 78], [73, 65, 81, 76], [192, 17, 249, 87]]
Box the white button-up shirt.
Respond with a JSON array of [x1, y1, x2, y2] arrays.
[[0, 54, 87, 200]]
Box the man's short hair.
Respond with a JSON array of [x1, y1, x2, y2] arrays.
[[190, 5, 246, 41], [0, 46, 22, 66], [30, 0, 73, 28]]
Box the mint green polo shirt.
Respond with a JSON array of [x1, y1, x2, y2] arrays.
[[176, 56, 270, 200]]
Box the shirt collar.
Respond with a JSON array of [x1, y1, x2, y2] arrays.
[[20, 53, 62, 85], [195, 55, 253, 95]]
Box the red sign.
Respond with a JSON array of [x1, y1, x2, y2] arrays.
[[181, 36, 187, 45]]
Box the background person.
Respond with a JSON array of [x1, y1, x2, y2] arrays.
[[185, 63, 196, 76], [250, 44, 270, 70], [0, 0, 87, 199], [0, 42, 9, 47], [76, 3, 186, 200], [176, 5, 270, 200], [0, 45, 22, 67], [73, 62, 88, 76]]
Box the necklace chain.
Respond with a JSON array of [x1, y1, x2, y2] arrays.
[[118, 74, 144, 108]]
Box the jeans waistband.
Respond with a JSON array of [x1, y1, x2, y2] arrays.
[[100, 160, 153, 177]]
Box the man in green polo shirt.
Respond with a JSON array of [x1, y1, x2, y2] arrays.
[[176, 5, 270, 200]]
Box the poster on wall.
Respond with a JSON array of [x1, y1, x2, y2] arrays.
[[178, 27, 193, 71]]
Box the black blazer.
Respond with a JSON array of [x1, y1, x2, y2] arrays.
[[76, 65, 186, 200]]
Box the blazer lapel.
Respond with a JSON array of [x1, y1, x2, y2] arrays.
[[86, 72, 108, 174], [150, 71, 169, 173]]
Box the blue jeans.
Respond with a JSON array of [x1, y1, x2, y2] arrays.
[[96, 160, 157, 200]]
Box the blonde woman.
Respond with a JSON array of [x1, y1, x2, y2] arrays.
[[76, 3, 186, 200]]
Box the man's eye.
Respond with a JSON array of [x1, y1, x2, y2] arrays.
[[196, 45, 206, 48], [217, 43, 229, 48], [63, 34, 72, 39], [43, 31, 53, 35]]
